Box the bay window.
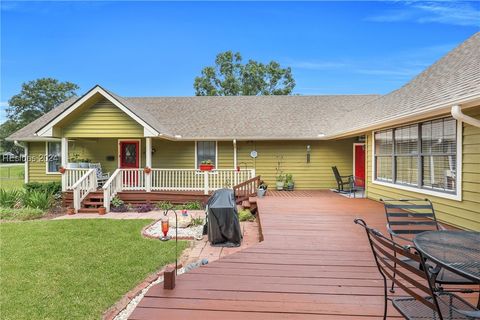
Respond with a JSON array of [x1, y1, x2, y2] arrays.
[[374, 117, 457, 194]]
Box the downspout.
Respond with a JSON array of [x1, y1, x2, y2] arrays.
[[14, 141, 28, 183], [451, 105, 480, 128]]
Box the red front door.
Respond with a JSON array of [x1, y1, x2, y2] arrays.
[[120, 141, 140, 168], [119, 141, 140, 186], [354, 144, 365, 187]]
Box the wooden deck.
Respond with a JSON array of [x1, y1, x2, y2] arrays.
[[128, 190, 473, 319]]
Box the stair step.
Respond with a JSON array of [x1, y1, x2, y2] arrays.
[[249, 197, 257, 204], [241, 200, 251, 208], [82, 201, 104, 207], [77, 208, 99, 214], [87, 194, 104, 199]]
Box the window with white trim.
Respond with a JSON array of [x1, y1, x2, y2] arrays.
[[374, 117, 457, 193], [46, 142, 61, 173], [196, 141, 216, 168]]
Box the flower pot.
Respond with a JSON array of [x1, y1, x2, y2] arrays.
[[67, 207, 75, 215], [58, 167, 66, 174], [199, 164, 214, 171], [98, 207, 106, 215], [276, 181, 284, 191], [79, 162, 89, 168], [67, 162, 79, 169], [257, 188, 267, 198], [287, 183, 295, 191]]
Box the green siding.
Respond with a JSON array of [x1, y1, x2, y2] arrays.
[[61, 99, 144, 138], [28, 142, 61, 182], [237, 139, 355, 189], [365, 106, 480, 231], [152, 140, 195, 169]]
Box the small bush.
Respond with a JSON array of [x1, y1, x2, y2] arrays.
[[0, 207, 44, 220], [136, 203, 154, 213], [111, 196, 124, 208], [238, 209, 255, 222], [22, 191, 53, 210], [110, 204, 129, 212], [24, 182, 61, 195], [0, 189, 23, 208], [156, 201, 173, 210], [191, 216, 204, 226], [183, 201, 203, 210]]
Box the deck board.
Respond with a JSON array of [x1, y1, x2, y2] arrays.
[[129, 190, 471, 319]]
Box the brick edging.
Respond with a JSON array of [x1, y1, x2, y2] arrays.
[[141, 219, 197, 240]]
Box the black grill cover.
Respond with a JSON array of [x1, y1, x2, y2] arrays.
[[207, 189, 242, 247]]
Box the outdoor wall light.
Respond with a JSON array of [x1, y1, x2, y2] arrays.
[[306, 145, 311, 163]]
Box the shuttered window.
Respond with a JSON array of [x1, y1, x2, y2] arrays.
[[374, 117, 457, 193]]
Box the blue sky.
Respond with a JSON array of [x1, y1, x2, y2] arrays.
[[1, 1, 479, 123]]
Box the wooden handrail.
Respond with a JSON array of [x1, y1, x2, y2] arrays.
[[233, 175, 261, 203]]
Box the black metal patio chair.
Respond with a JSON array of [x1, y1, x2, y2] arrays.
[[354, 218, 479, 320], [380, 198, 476, 293], [331, 166, 364, 197]]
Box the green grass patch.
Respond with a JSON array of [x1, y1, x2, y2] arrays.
[[0, 207, 45, 220], [0, 219, 187, 319], [0, 165, 25, 190]]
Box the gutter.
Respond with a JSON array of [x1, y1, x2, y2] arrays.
[[451, 105, 480, 128], [14, 140, 29, 183]]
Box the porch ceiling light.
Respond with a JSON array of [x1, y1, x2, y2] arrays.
[[174, 135, 182, 139], [317, 133, 325, 138]]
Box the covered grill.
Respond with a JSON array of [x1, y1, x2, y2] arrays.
[[206, 189, 242, 247]]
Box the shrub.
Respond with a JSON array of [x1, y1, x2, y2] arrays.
[[0, 207, 44, 220], [111, 196, 124, 208], [156, 201, 173, 210], [22, 191, 53, 210], [0, 189, 23, 208], [135, 203, 154, 213], [110, 204, 129, 212], [191, 216, 204, 226], [24, 182, 61, 195], [183, 201, 203, 210], [238, 209, 255, 222]]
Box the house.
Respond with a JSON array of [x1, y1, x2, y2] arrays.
[[7, 33, 480, 230]]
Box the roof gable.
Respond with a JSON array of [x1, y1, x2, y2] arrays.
[[35, 85, 160, 137]]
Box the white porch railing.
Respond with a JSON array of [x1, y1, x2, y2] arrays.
[[101, 168, 255, 212], [71, 169, 97, 212], [62, 168, 90, 191]]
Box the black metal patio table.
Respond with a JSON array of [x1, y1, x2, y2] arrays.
[[414, 230, 480, 314], [414, 230, 480, 283]]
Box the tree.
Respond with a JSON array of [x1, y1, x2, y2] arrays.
[[194, 51, 295, 96], [7, 78, 79, 126], [1, 78, 79, 154]]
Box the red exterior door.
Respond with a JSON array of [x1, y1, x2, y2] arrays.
[[354, 144, 365, 187], [119, 141, 140, 168], [119, 141, 140, 186]]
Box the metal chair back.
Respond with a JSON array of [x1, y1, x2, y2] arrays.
[[380, 198, 440, 242], [354, 219, 442, 316]]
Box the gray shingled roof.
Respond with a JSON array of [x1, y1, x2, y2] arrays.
[[7, 32, 480, 141], [328, 32, 480, 136]]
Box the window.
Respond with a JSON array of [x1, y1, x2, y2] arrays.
[[196, 141, 216, 168], [374, 117, 457, 194], [46, 142, 61, 173]]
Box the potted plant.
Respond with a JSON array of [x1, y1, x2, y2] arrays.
[[58, 166, 66, 174], [98, 207, 106, 215], [284, 174, 295, 191], [257, 181, 268, 197], [67, 207, 75, 215], [199, 159, 214, 171], [275, 174, 285, 190]]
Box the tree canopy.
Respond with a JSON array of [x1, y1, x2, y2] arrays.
[[7, 78, 79, 127], [1, 78, 79, 155], [194, 51, 295, 96]]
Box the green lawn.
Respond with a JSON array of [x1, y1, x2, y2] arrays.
[[0, 219, 187, 320], [0, 164, 25, 190]]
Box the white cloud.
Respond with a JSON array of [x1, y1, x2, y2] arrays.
[[366, 1, 480, 27]]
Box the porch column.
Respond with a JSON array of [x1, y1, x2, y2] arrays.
[[145, 137, 152, 192], [233, 139, 238, 185], [61, 137, 68, 192]]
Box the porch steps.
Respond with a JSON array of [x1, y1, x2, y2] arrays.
[[240, 197, 258, 213]]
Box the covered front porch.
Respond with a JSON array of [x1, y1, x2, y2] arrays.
[[58, 137, 254, 212]]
